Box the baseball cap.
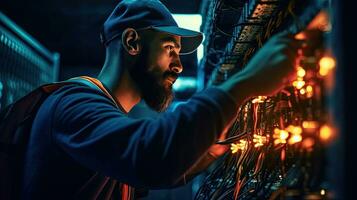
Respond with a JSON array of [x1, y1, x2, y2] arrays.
[[101, 0, 203, 55]]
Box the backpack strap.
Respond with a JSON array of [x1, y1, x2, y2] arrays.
[[61, 77, 134, 200], [0, 77, 133, 200], [65, 76, 121, 110], [41, 76, 121, 111], [70, 77, 136, 199], [0, 76, 119, 146]]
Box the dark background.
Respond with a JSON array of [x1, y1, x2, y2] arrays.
[[0, 0, 202, 81], [1, 0, 204, 199], [1, 0, 356, 199]]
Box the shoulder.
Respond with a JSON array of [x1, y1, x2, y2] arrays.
[[40, 84, 124, 122], [49, 83, 118, 109]]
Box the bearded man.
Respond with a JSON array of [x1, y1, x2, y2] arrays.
[[21, 0, 300, 199]]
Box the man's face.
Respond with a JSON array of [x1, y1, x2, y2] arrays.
[[129, 30, 183, 112]]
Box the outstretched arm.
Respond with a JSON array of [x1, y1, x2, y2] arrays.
[[51, 32, 301, 189]]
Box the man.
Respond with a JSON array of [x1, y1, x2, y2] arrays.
[[21, 0, 300, 199]]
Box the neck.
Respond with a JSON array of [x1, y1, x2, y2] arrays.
[[97, 58, 141, 113]]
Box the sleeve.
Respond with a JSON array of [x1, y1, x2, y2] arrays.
[[51, 85, 238, 188]]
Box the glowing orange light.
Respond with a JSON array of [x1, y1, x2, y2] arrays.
[[300, 88, 306, 95], [230, 139, 248, 153], [319, 56, 336, 76], [274, 128, 280, 134], [281, 148, 286, 161], [230, 143, 239, 154], [319, 67, 329, 76], [253, 134, 267, 148], [285, 125, 303, 145], [320, 57, 336, 69], [297, 66, 306, 78], [306, 85, 313, 92], [320, 189, 326, 196], [273, 128, 289, 145], [302, 138, 315, 149], [306, 85, 313, 98], [302, 121, 319, 129], [274, 139, 285, 145], [288, 134, 302, 145], [293, 80, 305, 89], [295, 32, 307, 40], [252, 96, 267, 103], [286, 125, 302, 135], [273, 129, 289, 140], [320, 124, 333, 141]]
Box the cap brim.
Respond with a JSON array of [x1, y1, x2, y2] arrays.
[[151, 26, 203, 55]]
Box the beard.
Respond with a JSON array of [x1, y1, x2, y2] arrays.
[[129, 49, 176, 112]]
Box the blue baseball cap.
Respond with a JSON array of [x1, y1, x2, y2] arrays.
[[101, 0, 203, 55]]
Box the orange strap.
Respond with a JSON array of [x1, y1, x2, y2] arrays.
[[121, 184, 132, 200], [75, 76, 119, 110], [77, 76, 133, 200]]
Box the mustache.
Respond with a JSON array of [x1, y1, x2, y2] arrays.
[[163, 71, 178, 80]]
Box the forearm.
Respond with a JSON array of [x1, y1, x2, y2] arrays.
[[216, 73, 253, 105]]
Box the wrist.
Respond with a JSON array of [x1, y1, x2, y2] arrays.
[[217, 75, 253, 105]]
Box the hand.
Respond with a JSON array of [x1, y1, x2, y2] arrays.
[[207, 143, 229, 158], [219, 32, 302, 102], [207, 121, 233, 158]]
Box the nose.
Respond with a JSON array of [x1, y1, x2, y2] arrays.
[[170, 54, 183, 74], [171, 63, 183, 74]]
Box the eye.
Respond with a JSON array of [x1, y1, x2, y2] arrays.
[[165, 45, 175, 52]]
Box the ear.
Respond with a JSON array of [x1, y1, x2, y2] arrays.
[[121, 28, 141, 55]]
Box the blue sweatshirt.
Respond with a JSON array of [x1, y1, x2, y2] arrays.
[[22, 84, 238, 199]]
